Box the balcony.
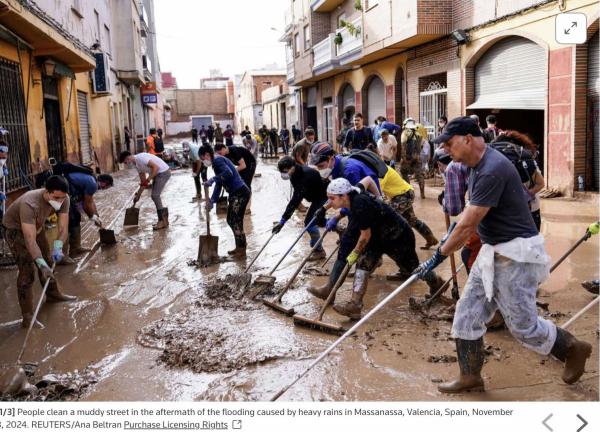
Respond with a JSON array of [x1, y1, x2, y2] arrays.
[[312, 34, 338, 73], [286, 62, 295, 84], [336, 17, 362, 63], [311, 0, 345, 13]]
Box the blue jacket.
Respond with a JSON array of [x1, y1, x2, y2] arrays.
[[210, 155, 247, 203], [331, 155, 381, 192], [373, 121, 401, 142]]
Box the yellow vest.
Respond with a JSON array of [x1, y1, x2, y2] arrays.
[[380, 165, 413, 198]]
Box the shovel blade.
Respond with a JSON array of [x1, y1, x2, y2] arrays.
[[123, 207, 140, 226], [99, 229, 117, 245], [198, 235, 219, 265]]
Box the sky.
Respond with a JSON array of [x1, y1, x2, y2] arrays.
[[154, 0, 288, 88]]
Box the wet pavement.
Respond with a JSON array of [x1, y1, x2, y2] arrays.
[[0, 145, 598, 401]]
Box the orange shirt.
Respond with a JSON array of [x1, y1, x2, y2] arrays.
[[146, 135, 157, 155]]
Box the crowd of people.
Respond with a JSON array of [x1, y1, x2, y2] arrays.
[[0, 110, 596, 397]]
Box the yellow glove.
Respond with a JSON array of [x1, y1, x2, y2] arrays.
[[347, 250, 360, 266], [588, 221, 599, 235]]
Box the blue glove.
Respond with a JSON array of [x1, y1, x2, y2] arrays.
[[2, 166, 7, 176], [52, 240, 64, 263], [272, 218, 286, 234], [325, 217, 338, 232], [413, 248, 447, 279], [203, 177, 215, 187], [340, 208, 350, 217]]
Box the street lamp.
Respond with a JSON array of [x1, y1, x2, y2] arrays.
[[42, 58, 57, 76]]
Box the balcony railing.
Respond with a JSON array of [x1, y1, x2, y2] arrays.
[[336, 17, 362, 58], [312, 34, 337, 70]]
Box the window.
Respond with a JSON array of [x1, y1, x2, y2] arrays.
[[303, 25, 310, 50], [294, 33, 300, 57], [94, 10, 100, 43]]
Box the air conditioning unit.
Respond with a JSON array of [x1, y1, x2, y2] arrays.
[[92, 52, 111, 94]]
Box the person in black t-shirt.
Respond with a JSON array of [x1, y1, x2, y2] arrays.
[[324, 178, 444, 320], [273, 156, 328, 261], [342, 113, 376, 153], [214, 143, 256, 190]]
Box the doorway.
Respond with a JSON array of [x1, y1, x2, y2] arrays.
[[43, 77, 65, 162]]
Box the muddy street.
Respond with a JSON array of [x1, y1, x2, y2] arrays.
[[0, 150, 598, 402]]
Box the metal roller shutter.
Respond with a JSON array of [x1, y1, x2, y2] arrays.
[[588, 31, 599, 189], [468, 36, 547, 110], [77, 91, 92, 164], [367, 76, 385, 126]]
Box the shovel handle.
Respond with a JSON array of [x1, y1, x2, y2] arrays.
[[444, 213, 460, 300], [204, 185, 211, 235], [132, 186, 144, 205], [244, 232, 276, 273], [17, 263, 56, 364], [269, 214, 319, 276], [549, 231, 590, 273], [321, 244, 339, 269], [317, 262, 352, 321], [276, 230, 328, 301]]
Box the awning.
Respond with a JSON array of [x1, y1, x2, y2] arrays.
[[54, 61, 75, 79]]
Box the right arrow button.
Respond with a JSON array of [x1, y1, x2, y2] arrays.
[[576, 414, 588, 432]]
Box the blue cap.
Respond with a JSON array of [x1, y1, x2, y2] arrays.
[[432, 116, 482, 145]]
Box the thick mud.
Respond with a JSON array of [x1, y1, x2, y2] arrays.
[[1, 368, 97, 401], [0, 138, 598, 401]]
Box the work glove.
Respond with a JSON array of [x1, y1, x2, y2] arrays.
[[587, 221, 599, 236], [339, 208, 350, 218], [140, 179, 150, 188], [272, 218, 286, 234], [203, 177, 215, 187], [346, 250, 360, 267], [35, 258, 55, 280], [413, 221, 456, 279], [51, 240, 64, 264], [325, 217, 339, 232], [314, 206, 326, 220], [413, 248, 447, 279], [91, 214, 103, 227]]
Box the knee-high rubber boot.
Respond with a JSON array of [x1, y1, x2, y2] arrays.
[[45, 279, 77, 303], [68, 226, 90, 256], [550, 327, 592, 384], [18, 286, 40, 329], [333, 269, 368, 320], [307, 229, 326, 261], [438, 338, 485, 393], [153, 208, 168, 230], [307, 259, 345, 300], [415, 220, 438, 250]]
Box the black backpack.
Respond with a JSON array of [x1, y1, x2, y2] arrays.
[[490, 141, 537, 185], [153, 136, 165, 153], [340, 150, 388, 178]]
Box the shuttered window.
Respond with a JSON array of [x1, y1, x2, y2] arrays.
[[77, 91, 92, 164]]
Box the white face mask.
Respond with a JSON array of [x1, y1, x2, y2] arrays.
[[319, 168, 332, 179], [202, 159, 212, 167], [0, 159, 6, 168], [48, 200, 63, 211], [280, 172, 290, 181]]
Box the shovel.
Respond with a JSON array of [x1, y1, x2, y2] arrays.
[[197, 185, 219, 265], [248, 214, 320, 299], [263, 230, 329, 316], [292, 262, 352, 335], [98, 227, 117, 245], [123, 187, 144, 226]]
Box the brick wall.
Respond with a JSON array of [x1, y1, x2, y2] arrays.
[[170, 89, 228, 122], [311, 11, 331, 47], [417, 0, 452, 35], [253, 75, 287, 103], [452, 0, 548, 31]]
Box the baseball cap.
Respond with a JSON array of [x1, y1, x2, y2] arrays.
[[432, 116, 482, 145]]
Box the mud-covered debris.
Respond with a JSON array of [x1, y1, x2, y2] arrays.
[[139, 307, 307, 374], [1, 369, 97, 402], [191, 273, 257, 310], [427, 355, 457, 363], [302, 267, 329, 277], [544, 310, 566, 319]]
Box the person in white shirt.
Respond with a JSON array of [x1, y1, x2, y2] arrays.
[[376, 129, 397, 166], [119, 151, 171, 230]]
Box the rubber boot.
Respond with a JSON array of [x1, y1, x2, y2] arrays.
[[307, 249, 327, 262], [438, 338, 485, 394], [419, 182, 426, 199], [228, 234, 247, 258], [153, 208, 168, 230], [68, 226, 90, 256], [550, 327, 592, 384], [45, 280, 77, 303], [416, 222, 439, 250], [308, 259, 344, 300], [19, 287, 43, 329], [333, 269, 368, 320]]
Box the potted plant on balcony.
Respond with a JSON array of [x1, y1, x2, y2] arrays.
[[354, 0, 363, 11], [339, 19, 361, 38], [334, 32, 343, 45]]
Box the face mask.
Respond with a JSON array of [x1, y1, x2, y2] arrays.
[[127, 162, 135, 169], [319, 168, 332, 179], [438, 122, 445, 128], [0, 159, 6, 168], [202, 159, 212, 167], [49, 200, 63, 211], [280, 172, 290, 181]]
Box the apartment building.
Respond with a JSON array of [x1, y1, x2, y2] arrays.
[[0, 0, 163, 195], [236, 70, 287, 133], [282, 0, 599, 195]]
